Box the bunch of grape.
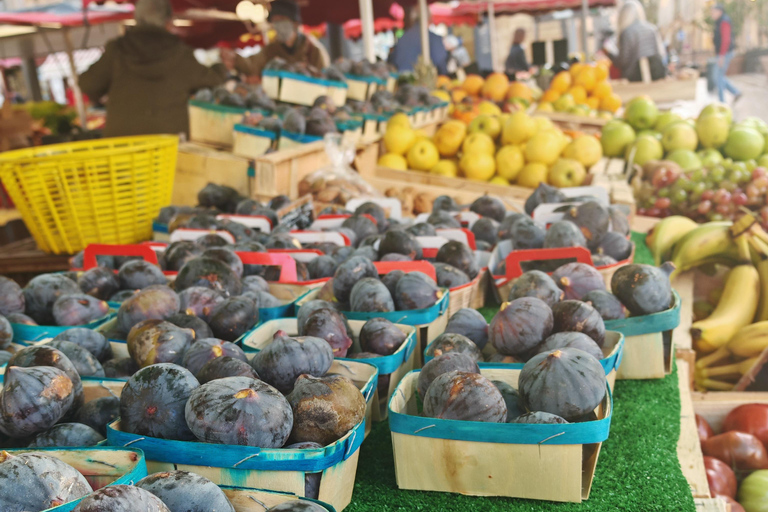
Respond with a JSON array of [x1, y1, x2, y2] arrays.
[[636, 160, 768, 228]]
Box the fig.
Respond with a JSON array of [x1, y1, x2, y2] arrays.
[[427, 210, 461, 228], [196, 233, 231, 249], [583, 289, 626, 320], [507, 270, 563, 307], [301, 308, 353, 357], [23, 273, 79, 325], [47, 339, 105, 377], [608, 205, 631, 236], [424, 371, 507, 422], [162, 241, 203, 271], [127, 319, 195, 367], [427, 332, 482, 362], [563, 201, 610, 250], [175, 257, 242, 297], [492, 380, 525, 421], [118, 260, 167, 290], [178, 286, 224, 318], [109, 289, 137, 303], [525, 182, 566, 215], [103, 357, 140, 379], [354, 202, 388, 232], [381, 270, 405, 297], [54, 328, 112, 362], [418, 352, 480, 400], [341, 216, 378, 246], [611, 263, 674, 316], [553, 262, 605, 301], [297, 300, 337, 334], [592, 254, 618, 267], [207, 297, 259, 342], [287, 374, 366, 445], [497, 213, 526, 241], [394, 272, 442, 310], [544, 221, 588, 249], [251, 331, 333, 394], [167, 312, 213, 340], [471, 217, 499, 246], [136, 471, 235, 512], [242, 275, 270, 294], [76, 396, 120, 436], [539, 331, 603, 361], [0, 315, 11, 350], [379, 230, 423, 260], [0, 276, 25, 315], [52, 294, 108, 326], [307, 255, 339, 280], [182, 337, 247, 377], [198, 356, 260, 384], [117, 285, 180, 335], [72, 485, 170, 512], [444, 308, 489, 350], [506, 217, 545, 250], [78, 266, 120, 300], [267, 502, 326, 512], [595, 231, 633, 261], [331, 245, 356, 264], [333, 256, 378, 304], [470, 196, 506, 222], [436, 240, 478, 279], [359, 317, 407, 355], [512, 412, 569, 424], [551, 300, 606, 347], [350, 278, 395, 312], [407, 222, 436, 237], [433, 263, 471, 289], [489, 297, 553, 356], [202, 247, 244, 278], [28, 422, 104, 447], [433, 195, 460, 212]]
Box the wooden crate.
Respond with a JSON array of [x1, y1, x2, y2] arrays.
[[232, 124, 277, 159], [586, 157, 637, 217], [188, 101, 246, 148], [242, 318, 417, 422], [677, 361, 711, 499], [672, 272, 697, 388], [605, 290, 682, 380], [262, 71, 347, 107], [174, 143, 250, 206], [537, 110, 609, 135], [693, 389, 768, 433], [611, 73, 700, 104], [224, 487, 334, 512], [249, 139, 377, 202], [389, 368, 612, 502]]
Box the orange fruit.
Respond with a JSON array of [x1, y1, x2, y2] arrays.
[[600, 92, 622, 113], [594, 63, 609, 82], [550, 71, 572, 93], [506, 82, 533, 103], [585, 97, 600, 109], [541, 89, 561, 103], [451, 89, 468, 103], [567, 85, 588, 104], [436, 75, 451, 89], [574, 67, 597, 92], [569, 62, 585, 77], [481, 72, 510, 102], [463, 75, 485, 96], [591, 81, 612, 99]]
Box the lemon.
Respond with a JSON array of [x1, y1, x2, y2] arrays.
[[378, 153, 408, 170], [495, 145, 525, 182]]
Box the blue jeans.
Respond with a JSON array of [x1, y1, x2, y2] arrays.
[[716, 51, 741, 102]]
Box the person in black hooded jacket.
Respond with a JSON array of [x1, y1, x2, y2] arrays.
[[79, 0, 225, 137]]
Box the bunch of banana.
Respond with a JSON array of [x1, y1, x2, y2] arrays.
[[693, 321, 768, 391], [668, 222, 742, 279], [646, 216, 699, 266]]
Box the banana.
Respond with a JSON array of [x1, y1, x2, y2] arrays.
[[755, 259, 768, 322], [646, 216, 700, 266], [694, 377, 737, 391], [695, 356, 759, 379], [726, 321, 768, 357], [670, 222, 739, 278], [691, 264, 761, 353]]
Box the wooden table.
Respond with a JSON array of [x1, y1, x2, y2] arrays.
[[0, 237, 71, 285]]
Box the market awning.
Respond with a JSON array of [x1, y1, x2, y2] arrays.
[[451, 0, 616, 16], [0, 2, 133, 27]]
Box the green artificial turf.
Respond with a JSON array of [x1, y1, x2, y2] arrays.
[[631, 231, 654, 266]]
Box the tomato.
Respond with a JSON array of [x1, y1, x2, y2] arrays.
[[738, 470, 768, 512], [718, 496, 746, 512], [723, 404, 768, 449], [704, 456, 737, 498], [702, 431, 768, 471], [698, 414, 715, 445]]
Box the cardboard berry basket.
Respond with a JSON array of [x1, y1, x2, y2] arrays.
[[107, 360, 373, 512], [388, 367, 613, 502], [295, 260, 451, 367], [344, 74, 386, 102], [604, 290, 681, 380], [2, 447, 147, 511], [262, 70, 347, 107], [242, 317, 417, 423], [188, 100, 248, 148], [223, 486, 336, 512], [488, 245, 633, 304], [233, 124, 278, 159], [424, 330, 626, 390], [9, 310, 116, 346]]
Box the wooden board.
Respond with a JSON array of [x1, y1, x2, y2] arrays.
[[173, 143, 250, 206], [673, 272, 696, 388], [0, 237, 71, 282], [692, 390, 768, 432], [677, 361, 711, 499], [537, 110, 609, 135], [694, 498, 729, 512], [610, 75, 699, 104]]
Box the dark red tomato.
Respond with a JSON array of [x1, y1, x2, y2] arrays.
[[704, 456, 737, 498], [723, 403, 768, 448], [717, 496, 745, 512], [697, 414, 715, 445], [702, 431, 768, 471]]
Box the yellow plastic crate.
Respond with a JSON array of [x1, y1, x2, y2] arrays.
[[0, 135, 178, 254]]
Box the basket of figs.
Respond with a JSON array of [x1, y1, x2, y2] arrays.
[[389, 347, 612, 502]]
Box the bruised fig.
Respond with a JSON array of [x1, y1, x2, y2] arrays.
[[182, 338, 247, 377], [359, 318, 407, 356], [544, 221, 588, 249], [78, 267, 119, 300], [470, 196, 506, 222], [167, 312, 213, 340], [127, 319, 195, 367], [489, 297, 553, 356], [507, 270, 563, 308], [251, 331, 333, 394], [563, 201, 610, 250], [287, 374, 366, 445], [0, 366, 75, 438], [444, 308, 489, 350], [584, 289, 626, 320], [553, 262, 605, 301], [333, 256, 378, 304], [427, 332, 482, 362], [53, 294, 109, 326], [538, 332, 604, 361], [301, 309, 353, 357], [433, 263, 471, 289], [350, 278, 395, 312], [436, 241, 478, 279], [71, 485, 169, 512], [423, 371, 507, 422], [418, 352, 479, 400], [394, 272, 442, 311], [551, 300, 606, 347], [378, 230, 423, 260]]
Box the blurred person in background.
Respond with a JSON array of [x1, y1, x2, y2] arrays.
[[388, 6, 448, 75], [230, 0, 328, 79], [505, 28, 531, 76], [604, 0, 666, 82], [79, 0, 224, 137], [445, 35, 471, 77], [710, 3, 741, 103]]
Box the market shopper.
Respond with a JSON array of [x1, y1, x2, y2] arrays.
[[78, 0, 225, 137], [387, 6, 449, 76], [605, 0, 667, 82], [505, 28, 531, 76], [231, 0, 329, 79], [710, 3, 742, 103]]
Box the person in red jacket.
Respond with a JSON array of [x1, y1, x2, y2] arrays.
[[711, 3, 741, 103]]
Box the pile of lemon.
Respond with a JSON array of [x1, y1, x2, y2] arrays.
[[539, 61, 621, 117], [377, 111, 604, 189]]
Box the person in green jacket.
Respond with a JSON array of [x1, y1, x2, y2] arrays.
[[79, 0, 224, 138]]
